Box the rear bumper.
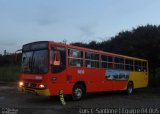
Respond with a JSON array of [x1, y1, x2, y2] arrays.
[[18, 87, 50, 96]]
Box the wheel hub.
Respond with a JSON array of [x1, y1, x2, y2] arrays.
[[74, 88, 82, 99]]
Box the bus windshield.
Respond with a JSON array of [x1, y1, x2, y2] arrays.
[[21, 50, 48, 74]]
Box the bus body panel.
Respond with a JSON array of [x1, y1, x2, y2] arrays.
[[129, 72, 148, 88], [67, 67, 114, 92], [112, 80, 128, 91], [20, 70, 148, 96]]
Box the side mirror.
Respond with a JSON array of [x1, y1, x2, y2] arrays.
[[15, 49, 22, 65]]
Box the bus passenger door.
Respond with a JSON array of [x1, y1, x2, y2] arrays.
[[50, 47, 67, 84]]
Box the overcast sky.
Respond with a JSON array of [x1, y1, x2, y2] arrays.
[[0, 0, 160, 54]]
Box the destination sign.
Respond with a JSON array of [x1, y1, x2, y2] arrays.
[[22, 41, 48, 51]]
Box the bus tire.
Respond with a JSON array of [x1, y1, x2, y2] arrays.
[[126, 82, 134, 95], [72, 84, 85, 101]]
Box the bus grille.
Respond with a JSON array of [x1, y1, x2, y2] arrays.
[[24, 82, 37, 88]]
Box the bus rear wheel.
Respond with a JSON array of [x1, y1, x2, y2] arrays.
[[126, 82, 134, 95], [72, 84, 85, 101]]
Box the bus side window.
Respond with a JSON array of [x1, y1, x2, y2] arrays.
[[142, 61, 147, 72], [51, 47, 66, 73], [53, 51, 61, 66], [68, 49, 83, 67], [134, 60, 143, 72]]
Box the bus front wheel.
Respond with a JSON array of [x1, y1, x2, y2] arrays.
[[72, 84, 85, 101], [126, 82, 134, 95]]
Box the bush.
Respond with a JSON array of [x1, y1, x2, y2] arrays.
[[149, 68, 160, 87], [0, 65, 20, 82], [155, 68, 160, 87]]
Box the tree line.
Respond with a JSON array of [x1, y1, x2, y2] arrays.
[[0, 53, 21, 66]]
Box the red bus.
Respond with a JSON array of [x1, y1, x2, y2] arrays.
[[19, 41, 148, 100]]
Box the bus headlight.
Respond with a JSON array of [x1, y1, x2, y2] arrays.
[[39, 84, 46, 88], [19, 81, 24, 87]]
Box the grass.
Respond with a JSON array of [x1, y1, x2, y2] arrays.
[[0, 65, 20, 82]]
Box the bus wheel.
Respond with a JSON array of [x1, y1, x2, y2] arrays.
[[126, 82, 134, 95], [72, 84, 85, 101]]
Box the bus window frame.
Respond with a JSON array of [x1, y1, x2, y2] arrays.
[[65, 44, 148, 73], [68, 48, 84, 68], [101, 54, 114, 69], [125, 59, 134, 71], [50, 46, 66, 73], [84, 51, 100, 68], [21, 49, 49, 74], [114, 57, 125, 70]]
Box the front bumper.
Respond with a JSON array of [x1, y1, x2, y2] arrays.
[[19, 87, 50, 96]]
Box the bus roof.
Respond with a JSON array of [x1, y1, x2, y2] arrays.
[[41, 41, 147, 61]]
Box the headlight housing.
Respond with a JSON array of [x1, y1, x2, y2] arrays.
[[39, 84, 47, 89], [19, 81, 24, 87]]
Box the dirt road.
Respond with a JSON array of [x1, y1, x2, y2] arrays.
[[0, 83, 160, 114]]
